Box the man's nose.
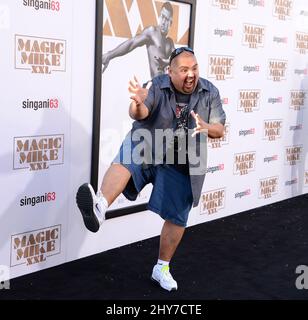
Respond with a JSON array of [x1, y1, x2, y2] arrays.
[[187, 70, 194, 77]]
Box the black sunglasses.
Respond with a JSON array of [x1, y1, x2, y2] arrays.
[[169, 47, 194, 64]]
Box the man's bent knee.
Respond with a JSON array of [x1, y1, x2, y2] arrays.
[[110, 163, 132, 177]]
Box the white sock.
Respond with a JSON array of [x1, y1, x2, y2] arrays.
[[157, 259, 169, 267], [96, 190, 109, 208]]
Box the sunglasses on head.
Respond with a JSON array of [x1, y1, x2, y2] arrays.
[[169, 47, 194, 64]]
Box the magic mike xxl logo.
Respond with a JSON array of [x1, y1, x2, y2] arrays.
[[238, 90, 260, 113], [208, 55, 234, 80], [295, 32, 308, 54], [103, 0, 188, 44], [200, 188, 226, 215], [23, 0, 61, 11], [13, 134, 64, 171], [259, 176, 279, 199], [234, 152, 256, 175], [285, 145, 302, 165], [242, 23, 265, 48], [15, 35, 66, 74], [290, 91, 306, 110], [212, 0, 238, 10], [268, 59, 287, 81], [263, 120, 283, 141], [273, 0, 293, 20], [208, 123, 230, 148], [11, 225, 61, 267]]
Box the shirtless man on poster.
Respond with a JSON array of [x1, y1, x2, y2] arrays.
[[102, 1, 175, 78]]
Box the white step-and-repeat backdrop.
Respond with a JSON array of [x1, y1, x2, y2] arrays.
[[0, 0, 307, 281], [0, 0, 74, 281], [194, 0, 308, 225]]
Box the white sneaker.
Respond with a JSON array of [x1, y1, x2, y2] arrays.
[[76, 183, 107, 232], [151, 264, 178, 291]]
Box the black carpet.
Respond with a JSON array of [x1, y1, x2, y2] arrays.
[[1, 194, 308, 300]]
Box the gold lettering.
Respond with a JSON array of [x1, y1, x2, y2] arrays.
[[210, 57, 233, 66], [235, 153, 255, 162], [264, 121, 282, 129]]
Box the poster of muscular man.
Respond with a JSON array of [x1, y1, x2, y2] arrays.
[[93, 0, 196, 216]]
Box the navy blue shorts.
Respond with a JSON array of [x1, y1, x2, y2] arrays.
[[113, 142, 193, 227]]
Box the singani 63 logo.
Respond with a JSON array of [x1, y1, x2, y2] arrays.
[[23, 0, 61, 11], [20, 192, 56, 207]]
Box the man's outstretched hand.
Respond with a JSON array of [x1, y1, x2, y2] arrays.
[[191, 111, 209, 137], [128, 76, 152, 106]]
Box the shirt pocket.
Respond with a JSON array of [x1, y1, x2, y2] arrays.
[[195, 96, 210, 123]]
